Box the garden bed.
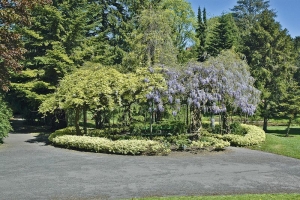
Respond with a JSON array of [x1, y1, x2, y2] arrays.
[[47, 124, 265, 156]]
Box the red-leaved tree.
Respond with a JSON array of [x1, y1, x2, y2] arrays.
[[0, 0, 51, 91]]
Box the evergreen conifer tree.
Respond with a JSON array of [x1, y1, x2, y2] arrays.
[[7, 1, 106, 122], [206, 14, 239, 57], [196, 7, 206, 61], [243, 10, 296, 131]]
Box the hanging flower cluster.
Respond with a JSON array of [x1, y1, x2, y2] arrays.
[[144, 51, 261, 117]]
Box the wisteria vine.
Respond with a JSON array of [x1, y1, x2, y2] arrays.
[[145, 51, 261, 132]]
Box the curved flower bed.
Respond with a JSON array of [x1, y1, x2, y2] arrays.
[[48, 124, 265, 155]]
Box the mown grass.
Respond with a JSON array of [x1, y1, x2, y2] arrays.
[[132, 193, 300, 200], [248, 126, 300, 159]]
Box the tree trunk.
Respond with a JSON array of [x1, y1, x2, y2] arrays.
[[150, 100, 154, 139], [75, 107, 81, 135], [210, 114, 215, 131], [222, 112, 230, 134], [186, 103, 189, 126], [127, 104, 133, 125], [191, 107, 202, 133], [94, 111, 103, 129], [286, 118, 292, 137], [83, 106, 87, 135], [263, 117, 268, 132], [263, 101, 268, 132]]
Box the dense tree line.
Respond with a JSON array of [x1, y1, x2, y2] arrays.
[[0, 0, 299, 137]]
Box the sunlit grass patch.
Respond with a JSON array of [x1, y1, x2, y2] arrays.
[[248, 126, 300, 159]]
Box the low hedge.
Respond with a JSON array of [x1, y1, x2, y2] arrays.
[[51, 135, 170, 155], [48, 127, 78, 141], [48, 128, 170, 155], [203, 124, 266, 146]]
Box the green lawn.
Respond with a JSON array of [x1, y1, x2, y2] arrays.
[[248, 126, 300, 159], [132, 193, 300, 200]]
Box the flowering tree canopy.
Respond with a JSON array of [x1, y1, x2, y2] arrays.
[[145, 50, 261, 132]]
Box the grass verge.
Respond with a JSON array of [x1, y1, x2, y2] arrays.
[[132, 193, 300, 200], [248, 126, 300, 159]]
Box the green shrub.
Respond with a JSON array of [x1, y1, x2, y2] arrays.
[[0, 97, 13, 143], [86, 127, 130, 138], [51, 135, 170, 155], [169, 121, 187, 135], [191, 137, 230, 150], [48, 127, 78, 142], [129, 123, 147, 135], [85, 129, 107, 137], [130, 120, 187, 136], [230, 122, 247, 135], [132, 115, 144, 122]]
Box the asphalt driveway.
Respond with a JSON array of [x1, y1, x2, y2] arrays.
[[1, 127, 300, 200]]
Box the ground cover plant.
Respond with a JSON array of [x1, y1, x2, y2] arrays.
[[248, 126, 300, 159]]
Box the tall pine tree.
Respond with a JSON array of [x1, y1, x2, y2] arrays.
[[231, 0, 273, 35], [206, 13, 239, 57], [243, 10, 296, 131], [196, 7, 207, 62], [7, 1, 107, 122]]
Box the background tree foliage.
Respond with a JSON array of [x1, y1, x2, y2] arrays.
[[1, 0, 299, 135], [242, 10, 296, 131], [0, 0, 51, 91], [206, 13, 239, 57], [196, 6, 207, 62], [231, 0, 273, 35]]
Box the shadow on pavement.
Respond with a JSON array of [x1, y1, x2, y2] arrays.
[[10, 118, 52, 145], [25, 132, 52, 145]]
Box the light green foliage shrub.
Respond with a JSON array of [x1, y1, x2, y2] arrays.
[[207, 124, 266, 146], [48, 127, 78, 142], [51, 135, 170, 155]]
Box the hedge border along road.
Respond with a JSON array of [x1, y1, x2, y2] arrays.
[[50, 135, 171, 155]]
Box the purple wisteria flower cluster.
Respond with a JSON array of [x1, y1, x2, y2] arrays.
[[145, 52, 261, 117]]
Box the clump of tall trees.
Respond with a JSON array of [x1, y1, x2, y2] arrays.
[[0, 0, 51, 142], [1, 0, 299, 136]]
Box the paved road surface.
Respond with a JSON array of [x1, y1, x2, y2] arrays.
[[1, 130, 300, 200]]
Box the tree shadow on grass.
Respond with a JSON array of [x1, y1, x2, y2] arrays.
[[266, 127, 300, 137]]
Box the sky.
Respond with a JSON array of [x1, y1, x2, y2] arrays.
[[188, 0, 300, 38]]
